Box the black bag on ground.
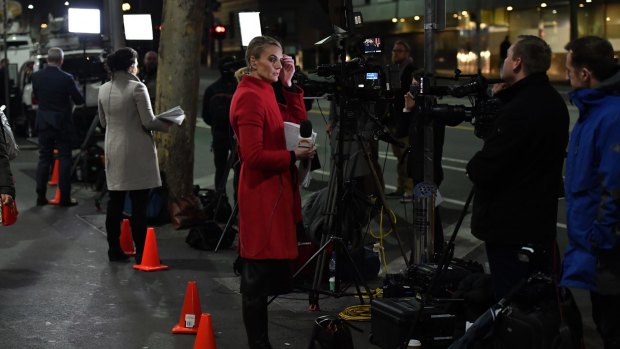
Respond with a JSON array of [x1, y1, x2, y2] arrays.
[[308, 315, 354, 349], [185, 221, 236, 250], [195, 187, 232, 223], [492, 274, 583, 349], [186, 185, 236, 250]]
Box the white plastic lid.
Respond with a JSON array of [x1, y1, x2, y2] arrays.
[[408, 339, 422, 346]]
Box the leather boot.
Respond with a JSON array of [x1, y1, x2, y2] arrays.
[[242, 294, 273, 349]]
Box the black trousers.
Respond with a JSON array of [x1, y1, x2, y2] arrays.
[[591, 291, 620, 349], [36, 127, 73, 203], [212, 144, 239, 202], [242, 294, 272, 349], [485, 242, 556, 301], [106, 190, 149, 260]]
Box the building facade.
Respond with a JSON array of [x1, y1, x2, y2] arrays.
[[214, 0, 620, 81]]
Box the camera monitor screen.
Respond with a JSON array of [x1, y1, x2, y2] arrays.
[[366, 72, 379, 80], [363, 38, 382, 54]]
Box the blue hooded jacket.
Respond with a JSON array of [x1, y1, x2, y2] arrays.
[[561, 71, 620, 291]]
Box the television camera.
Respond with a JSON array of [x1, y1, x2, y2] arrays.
[[411, 73, 503, 139], [315, 55, 386, 100]]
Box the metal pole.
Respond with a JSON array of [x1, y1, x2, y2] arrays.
[[3, 0, 10, 117], [106, 0, 125, 51], [475, 0, 482, 73], [412, 0, 440, 265]]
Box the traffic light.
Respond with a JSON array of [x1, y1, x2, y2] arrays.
[[213, 25, 226, 40]]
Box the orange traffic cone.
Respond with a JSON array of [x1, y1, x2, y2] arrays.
[[172, 281, 203, 334], [193, 313, 217, 349], [133, 227, 168, 271], [120, 219, 136, 256], [48, 150, 59, 186], [48, 187, 61, 205]]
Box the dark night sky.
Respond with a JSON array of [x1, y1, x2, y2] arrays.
[[22, 0, 162, 27]]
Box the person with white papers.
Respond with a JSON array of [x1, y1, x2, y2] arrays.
[[97, 47, 173, 264]]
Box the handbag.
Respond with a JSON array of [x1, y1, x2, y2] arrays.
[[2, 200, 18, 226], [168, 194, 208, 230]]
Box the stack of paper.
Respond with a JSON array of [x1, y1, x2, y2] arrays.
[[157, 106, 186, 125]]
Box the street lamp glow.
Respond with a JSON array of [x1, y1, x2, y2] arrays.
[[461, 10, 468, 16], [391, 17, 398, 23], [27, 4, 34, 10], [579, 3, 585, 7], [586, 0, 592, 2], [414, 16, 420, 21], [607, 17, 611, 21], [65, 1, 69, 6], [541, 3, 548, 7], [40, 23, 48, 29], [399, 18, 405, 23], [507, 6, 513, 11], [122, 3, 131, 12]]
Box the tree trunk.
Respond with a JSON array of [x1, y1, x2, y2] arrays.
[[155, 0, 206, 201]]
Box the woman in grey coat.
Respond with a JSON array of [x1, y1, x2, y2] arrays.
[[98, 47, 171, 263]]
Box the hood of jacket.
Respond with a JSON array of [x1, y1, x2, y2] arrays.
[[569, 67, 620, 120]]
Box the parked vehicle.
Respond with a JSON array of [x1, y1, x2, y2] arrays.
[[20, 48, 107, 137]]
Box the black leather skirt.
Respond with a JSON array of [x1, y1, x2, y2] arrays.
[[239, 257, 293, 297]]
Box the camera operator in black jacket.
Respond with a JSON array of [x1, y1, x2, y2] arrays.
[[202, 57, 244, 199], [466, 35, 569, 300]]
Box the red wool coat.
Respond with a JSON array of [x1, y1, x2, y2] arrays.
[[230, 75, 307, 260]]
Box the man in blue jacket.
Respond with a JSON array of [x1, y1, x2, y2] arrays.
[[32, 47, 85, 206], [562, 36, 620, 349]]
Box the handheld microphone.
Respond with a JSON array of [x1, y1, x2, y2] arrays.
[[298, 120, 313, 148]]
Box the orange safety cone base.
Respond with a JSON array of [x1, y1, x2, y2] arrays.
[[48, 158, 59, 186], [172, 280, 202, 334], [133, 228, 168, 272], [193, 313, 217, 349], [120, 219, 136, 255], [48, 188, 61, 205], [172, 324, 199, 334], [133, 263, 169, 271]]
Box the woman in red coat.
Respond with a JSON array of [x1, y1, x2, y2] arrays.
[[230, 36, 316, 349]]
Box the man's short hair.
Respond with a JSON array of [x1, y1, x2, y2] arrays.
[[393, 40, 410, 53], [565, 36, 617, 82], [47, 47, 64, 64], [512, 35, 551, 75]]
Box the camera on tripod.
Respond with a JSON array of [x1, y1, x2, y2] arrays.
[[316, 55, 386, 101], [411, 73, 503, 139]]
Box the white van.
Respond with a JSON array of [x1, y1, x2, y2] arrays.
[[0, 34, 35, 70]]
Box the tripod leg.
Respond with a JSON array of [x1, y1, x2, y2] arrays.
[[213, 140, 240, 253], [356, 135, 410, 266], [70, 112, 100, 177], [214, 200, 238, 252], [334, 238, 374, 304], [308, 148, 342, 310]]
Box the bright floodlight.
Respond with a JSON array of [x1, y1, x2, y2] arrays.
[[239, 12, 262, 47], [123, 14, 153, 40], [68, 8, 101, 34]]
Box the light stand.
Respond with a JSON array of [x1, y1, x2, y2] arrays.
[[67, 8, 101, 178]]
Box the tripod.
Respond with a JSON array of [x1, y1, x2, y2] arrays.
[[213, 138, 239, 252], [290, 100, 409, 310], [71, 110, 100, 179]]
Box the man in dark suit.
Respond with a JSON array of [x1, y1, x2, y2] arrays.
[[32, 47, 84, 206]]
